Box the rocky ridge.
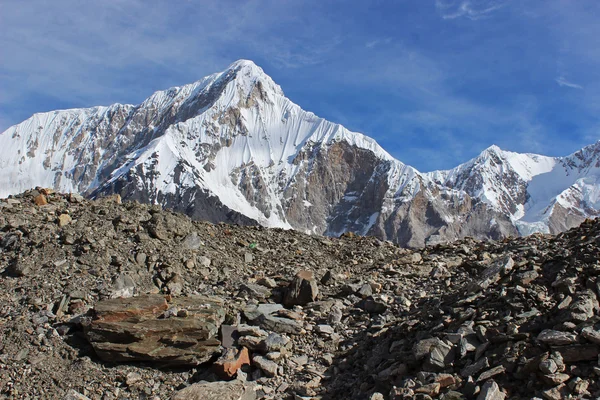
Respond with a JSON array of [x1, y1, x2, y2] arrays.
[[1, 190, 600, 399]]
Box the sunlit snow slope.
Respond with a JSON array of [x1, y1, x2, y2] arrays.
[[1, 59, 599, 245]]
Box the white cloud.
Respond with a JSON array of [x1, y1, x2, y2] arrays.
[[435, 0, 508, 20], [555, 76, 584, 90], [365, 38, 393, 48]]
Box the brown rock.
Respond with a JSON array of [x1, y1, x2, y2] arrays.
[[283, 270, 318, 306], [414, 383, 440, 396], [213, 347, 250, 379], [33, 194, 47, 206], [84, 294, 225, 366]]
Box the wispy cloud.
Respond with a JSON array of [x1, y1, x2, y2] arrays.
[[555, 76, 583, 90], [365, 37, 393, 48], [435, 0, 508, 20]]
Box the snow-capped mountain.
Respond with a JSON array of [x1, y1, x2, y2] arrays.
[[428, 142, 600, 236], [1, 60, 598, 246]]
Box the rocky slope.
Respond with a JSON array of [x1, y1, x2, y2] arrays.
[[1, 190, 600, 399], [1, 60, 600, 246]]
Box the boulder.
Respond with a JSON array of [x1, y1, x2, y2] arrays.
[[84, 294, 225, 366], [283, 270, 318, 306]]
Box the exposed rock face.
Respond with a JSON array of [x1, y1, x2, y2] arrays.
[[3, 61, 600, 246], [84, 294, 225, 366]]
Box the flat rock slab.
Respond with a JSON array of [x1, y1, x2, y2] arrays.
[[85, 294, 225, 366], [172, 380, 256, 400]]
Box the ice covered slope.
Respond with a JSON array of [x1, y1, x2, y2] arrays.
[[427, 142, 600, 234], [1, 59, 599, 245]]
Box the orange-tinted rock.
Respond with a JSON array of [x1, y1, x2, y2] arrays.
[[213, 347, 251, 378], [34, 194, 48, 206]]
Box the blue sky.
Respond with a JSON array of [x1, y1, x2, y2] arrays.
[[1, 0, 599, 171]]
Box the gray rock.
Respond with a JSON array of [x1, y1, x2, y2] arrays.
[[315, 324, 335, 335], [357, 283, 373, 298], [476, 365, 505, 382], [537, 330, 578, 346], [239, 283, 271, 300], [467, 256, 514, 293], [255, 313, 302, 335], [539, 359, 558, 375], [243, 304, 283, 321], [64, 390, 92, 400], [427, 340, 455, 370], [182, 232, 203, 250], [581, 326, 600, 344], [252, 355, 278, 377], [111, 273, 136, 298], [476, 380, 505, 400], [172, 380, 256, 400], [461, 357, 490, 378], [261, 333, 289, 352]]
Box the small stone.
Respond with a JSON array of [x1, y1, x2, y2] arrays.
[[358, 298, 387, 314], [568, 377, 589, 395], [214, 347, 251, 379], [126, 372, 143, 386], [58, 213, 72, 227], [182, 232, 203, 250], [68, 193, 84, 203], [539, 359, 558, 375], [541, 384, 568, 400], [252, 355, 278, 377], [581, 326, 600, 344], [537, 330, 578, 346], [358, 283, 373, 298], [135, 252, 147, 266], [197, 255, 211, 268], [476, 365, 505, 382], [477, 380, 505, 400], [64, 390, 92, 400], [415, 383, 441, 396], [240, 283, 271, 300], [467, 256, 514, 293], [461, 357, 490, 378], [34, 194, 48, 206], [315, 324, 334, 335], [261, 333, 289, 352], [542, 373, 570, 385], [172, 380, 256, 400], [257, 277, 277, 288]]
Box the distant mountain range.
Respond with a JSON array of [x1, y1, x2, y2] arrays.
[[2, 60, 599, 246]]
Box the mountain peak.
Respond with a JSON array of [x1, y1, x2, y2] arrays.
[[224, 59, 284, 98], [227, 59, 260, 70], [481, 144, 503, 156]]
